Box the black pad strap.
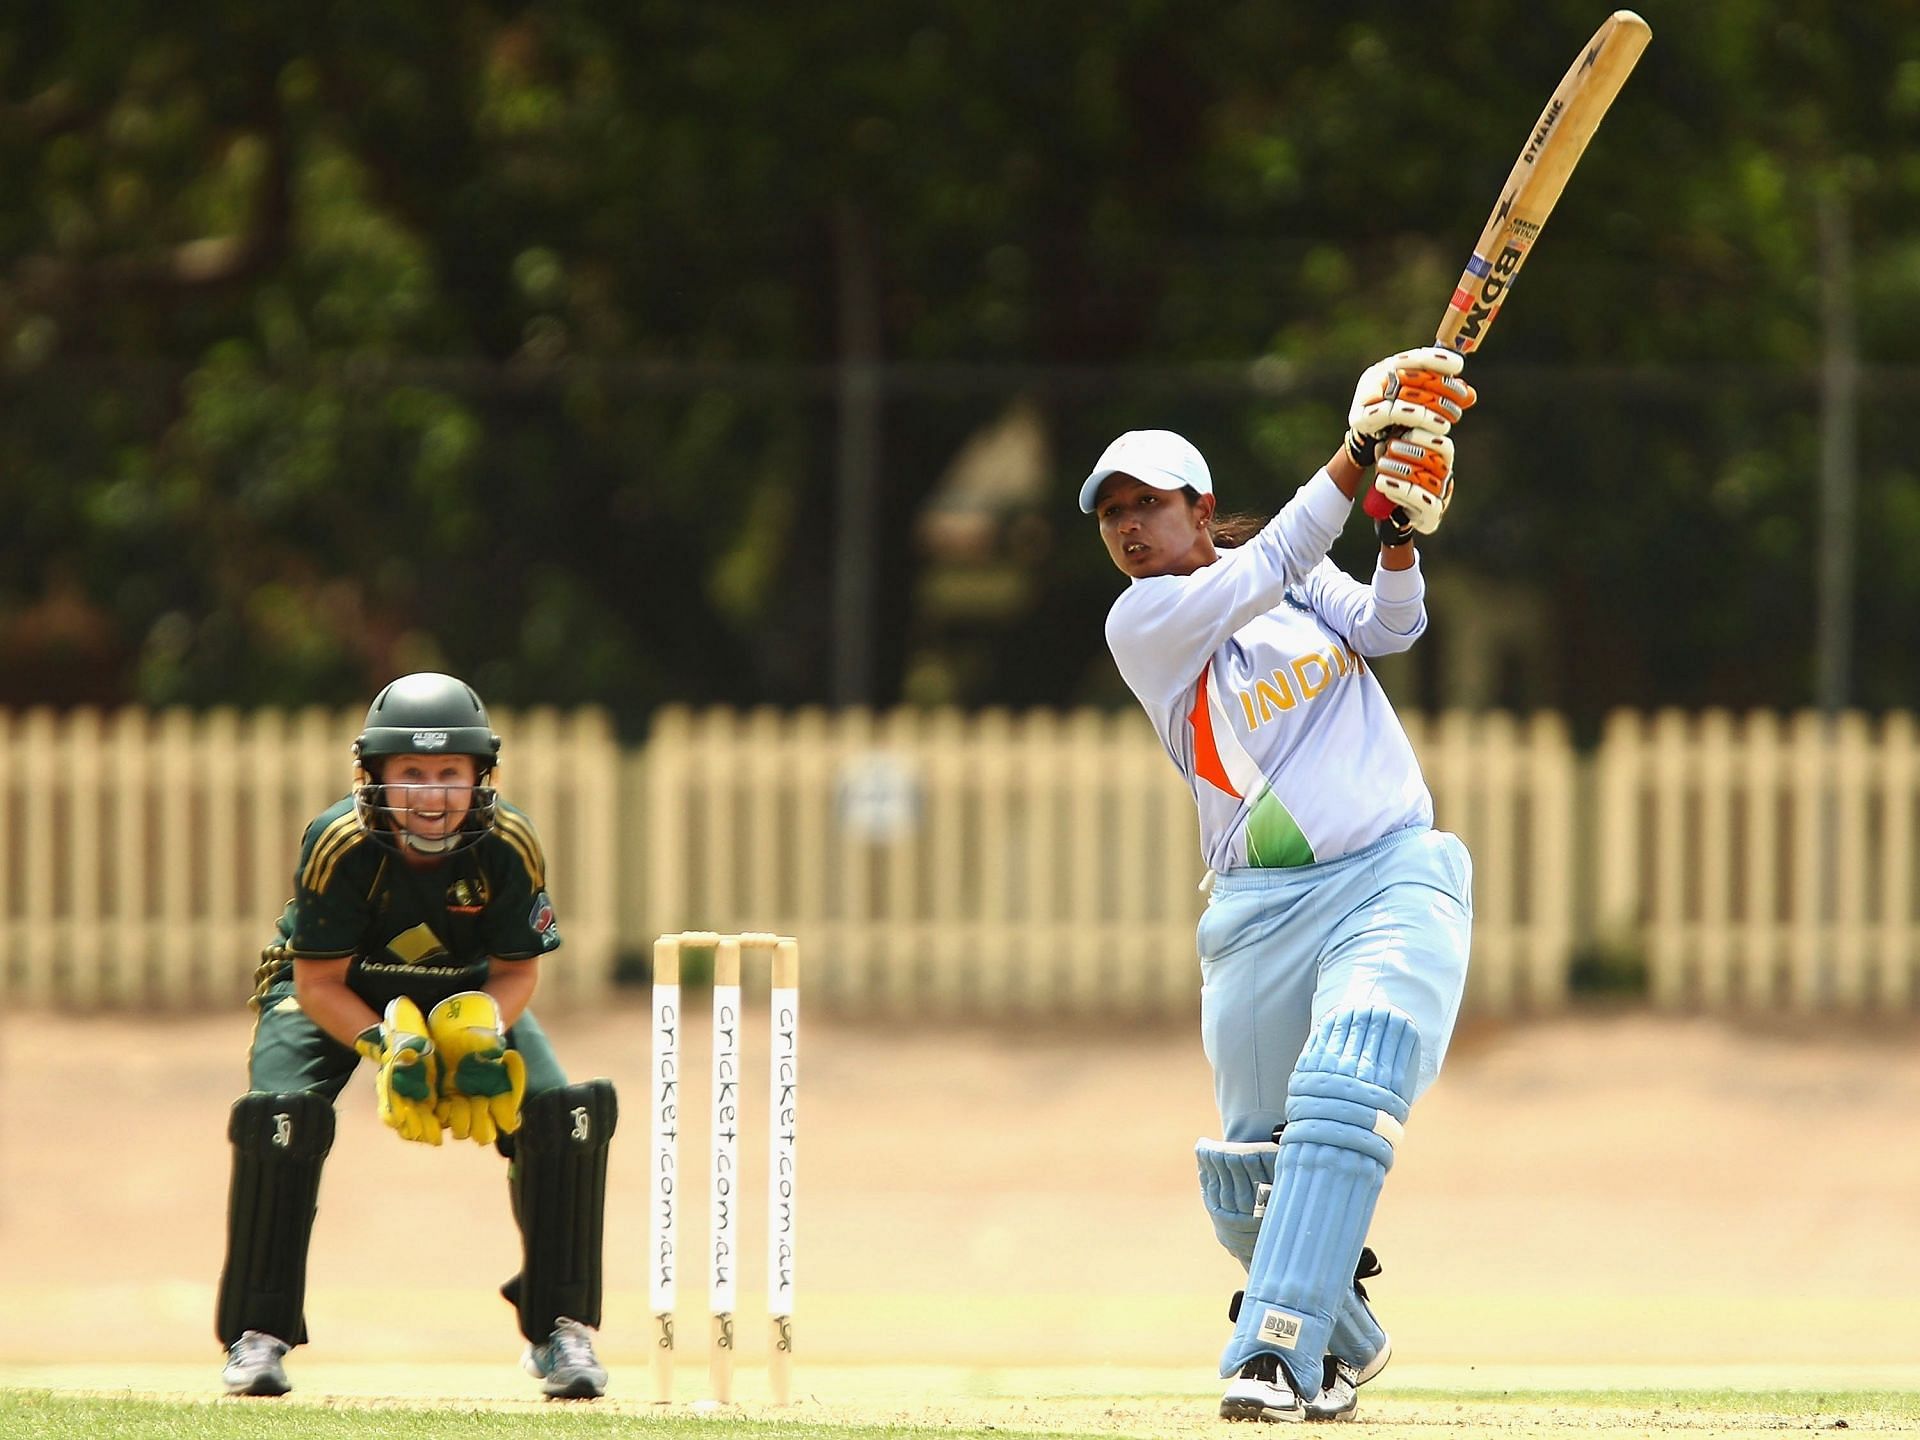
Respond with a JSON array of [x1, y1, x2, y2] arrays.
[[507, 1079, 617, 1340], [216, 1092, 335, 1347]]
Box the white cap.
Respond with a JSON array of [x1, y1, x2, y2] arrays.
[[1078, 429, 1213, 513]]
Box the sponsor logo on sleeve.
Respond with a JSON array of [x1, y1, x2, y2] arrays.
[[530, 890, 561, 949]]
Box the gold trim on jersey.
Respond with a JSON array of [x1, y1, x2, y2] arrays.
[[495, 810, 547, 889], [250, 943, 289, 1009], [246, 941, 298, 1066], [302, 812, 365, 893], [250, 937, 356, 1006]]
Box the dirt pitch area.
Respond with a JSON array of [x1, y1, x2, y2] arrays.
[[2, 1002, 1918, 1430]]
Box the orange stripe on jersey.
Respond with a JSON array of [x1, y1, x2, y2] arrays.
[[1187, 665, 1242, 800]]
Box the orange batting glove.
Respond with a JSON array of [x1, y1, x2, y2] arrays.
[[1345, 346, 1477, 469], [1371, 429, 1457, 535]]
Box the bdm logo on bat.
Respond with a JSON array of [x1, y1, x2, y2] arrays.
[[1257, 1308, 1303, 1350], [1455, 243, 1531, 348]]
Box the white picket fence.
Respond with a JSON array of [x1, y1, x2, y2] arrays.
[[636, 707, 1210, 1018], [0, 704, 1914, 1015], [634, 706, 1579, 1018], [0, 706, 621, 1010], [1594, 708, 1920, 1010]]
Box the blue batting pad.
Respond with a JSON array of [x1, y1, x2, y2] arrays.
[[1330, 1277, 1388, 1369], [1195, 1137, 1279, 1270], [1219, 1008, 1419, 1396]]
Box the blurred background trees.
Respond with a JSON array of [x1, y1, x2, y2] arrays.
[[2, 0, 1918, 735]]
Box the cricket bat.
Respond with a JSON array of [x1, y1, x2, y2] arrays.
[[1365, 9, 1650, 519], [1436, 9, 1652, 353]]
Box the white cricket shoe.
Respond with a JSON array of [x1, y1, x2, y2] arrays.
[[1307, 1245, 1393, 1421], [523, 1315, 607, 1399], [1303, 1337, 1391, 1422], [1220, 1352, 1305, 1423], [221, 1330, 291, 1396]]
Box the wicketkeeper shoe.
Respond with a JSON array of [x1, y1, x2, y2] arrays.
[[220, 1330, 292, 1397], [1219, 1352, 1306, 1423], [523, 1316, 607, 1399]]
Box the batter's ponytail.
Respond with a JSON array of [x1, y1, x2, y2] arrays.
[[1177, 485, 1268, 549], [1208, 512, 1271, 548]]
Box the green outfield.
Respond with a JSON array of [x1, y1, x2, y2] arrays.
[[4, 1365, 1919, 1440]]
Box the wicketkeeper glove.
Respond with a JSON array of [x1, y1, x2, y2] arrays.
[[426, 991, 527, 1146], [355, 997, 443, 1146], [1344, 346, 1477, 468]]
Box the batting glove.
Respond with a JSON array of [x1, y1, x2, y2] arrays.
[[427, 991, 527, 1146], [355, 997, 443, 1146], [1345, 346, 1477, 466], [1371, 428, 1456, 535]]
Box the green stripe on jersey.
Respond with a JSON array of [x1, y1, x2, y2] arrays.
[[1245, 786, 1315, 868]]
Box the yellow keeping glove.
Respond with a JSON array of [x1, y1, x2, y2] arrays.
[[427, 991, 527, 1146], [355, 997, 443, 1146]]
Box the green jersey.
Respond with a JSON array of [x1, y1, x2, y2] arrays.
[[257, 796, 562, 1012]]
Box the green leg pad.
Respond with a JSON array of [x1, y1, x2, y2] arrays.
[[505, 1079, 617, 1341], [215, 1092, 335, 1348]]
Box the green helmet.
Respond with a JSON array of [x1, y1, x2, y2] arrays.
[[352, 672, 501, 855], [354, 672, 501, 768]]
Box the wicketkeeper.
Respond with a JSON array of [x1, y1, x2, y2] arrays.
[[214, 672, 617, 1399]]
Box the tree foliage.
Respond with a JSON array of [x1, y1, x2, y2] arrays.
[[2, 1, 1918, 727]]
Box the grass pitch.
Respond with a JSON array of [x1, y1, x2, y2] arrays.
[[4, 1369, 1917, 1440]]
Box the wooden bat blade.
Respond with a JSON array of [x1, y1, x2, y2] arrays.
[[1436, 9, 1651, 354]]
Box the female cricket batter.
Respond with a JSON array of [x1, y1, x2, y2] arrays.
[[1082, 349, 1476, 1423], [214, 672, 617, 1400]]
